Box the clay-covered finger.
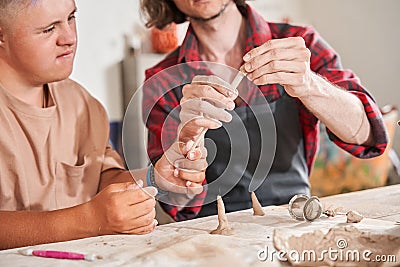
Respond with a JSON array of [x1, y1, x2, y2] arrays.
[[181, 117, 223, 131], [181, 98, 233, 122], [186, 182, 204, 195], [124, 203, 156, 225], [192, 75, 238, 100], [174, 158, 208, 174], [179, 170, 206, 185], [186, 145, 208, 160], [119, 186, 157, 205], [243, 37, 306, 62], [247, 60, 307, 81], [123, 218, 158, 234], [182, 82, 235, 109], [244, 48, 310, 73]]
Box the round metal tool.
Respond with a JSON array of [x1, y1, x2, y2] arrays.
[[288, 194, 323, 222], [288, 194, 309, 221], [303, 196, 323, 222]]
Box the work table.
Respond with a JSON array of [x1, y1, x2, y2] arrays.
[[320, 184, 400, 222], [1, 184, 399, 267]]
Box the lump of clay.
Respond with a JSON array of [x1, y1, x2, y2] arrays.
[[323, 206, 344, 217], [346, 210, 364, 223], [274, 226, 400, 266], [210, 195, 234, 235], [251, 192, 265, 216]]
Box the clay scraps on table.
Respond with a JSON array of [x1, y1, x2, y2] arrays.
[[346, 210, 364, 223], [323, 206, 364, 223]]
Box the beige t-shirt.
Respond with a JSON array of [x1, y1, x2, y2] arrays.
[[0, 79, 125, 211]]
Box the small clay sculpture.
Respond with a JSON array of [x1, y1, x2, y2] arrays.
[[210, 195, 234, 235], [251, 192, 265, 216]]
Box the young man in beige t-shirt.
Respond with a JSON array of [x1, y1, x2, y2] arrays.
[[0, 0, 220, 250]]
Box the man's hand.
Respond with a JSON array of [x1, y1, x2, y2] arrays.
[[243, 37, 374, 146], [178, 75, 237, 143], [155, 141, 207, 196], [243, 37, 313, 98], [152, 75, 237, 204]]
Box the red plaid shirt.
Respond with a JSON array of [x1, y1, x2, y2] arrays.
[[142, 5, 388, 221]]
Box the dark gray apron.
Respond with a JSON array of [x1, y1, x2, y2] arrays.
[[198, 86, 310, 217]]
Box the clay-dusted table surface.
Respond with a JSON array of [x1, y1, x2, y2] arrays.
[[320, 184, 400, 222], [0, 185, 399, 267]]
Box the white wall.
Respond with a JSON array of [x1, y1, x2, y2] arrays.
[[299, 0, 400, 152], [247, 0, 305, 23], [71, 0, 142, 121]]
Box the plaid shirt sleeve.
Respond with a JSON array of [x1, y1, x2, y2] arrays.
[[290, 25, 388, 167], [142, 58, 207, 221]]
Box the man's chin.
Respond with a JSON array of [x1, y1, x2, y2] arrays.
[[189, 1, 230, 22]]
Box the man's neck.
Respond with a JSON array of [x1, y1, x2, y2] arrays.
[[191, 3, 246, 69]]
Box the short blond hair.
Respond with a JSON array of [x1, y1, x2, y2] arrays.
[[0, 0, 36, 26]]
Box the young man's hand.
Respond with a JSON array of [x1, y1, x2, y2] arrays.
[[87, 181, 158, 235]]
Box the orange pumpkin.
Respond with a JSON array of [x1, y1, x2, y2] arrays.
[[151, 23, 178, 53]]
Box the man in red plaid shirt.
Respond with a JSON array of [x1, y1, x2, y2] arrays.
[[140, 0, 388, 221]]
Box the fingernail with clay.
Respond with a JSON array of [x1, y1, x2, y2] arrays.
[[212, 120, 223, 128], [243, 53, 251, 61], [174, 168, 179, 177], [245, 62, 252, 72], [227, 101, 235, 110], [224, 113, 233, 122], [136, 179, 143, 187], [186, 140, 194, 151], [188, 151, 195, 160], [143, 186, 158, 197], [126, 183, 139, 191], [186, 181, 192, 187]]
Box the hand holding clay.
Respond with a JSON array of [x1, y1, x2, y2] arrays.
[[179, 75, 238, 149], [155, 141, 207, 196], [243, 37, 313, 98]]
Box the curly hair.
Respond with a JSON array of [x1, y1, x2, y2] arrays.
[[140, 0, 247, 29]]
